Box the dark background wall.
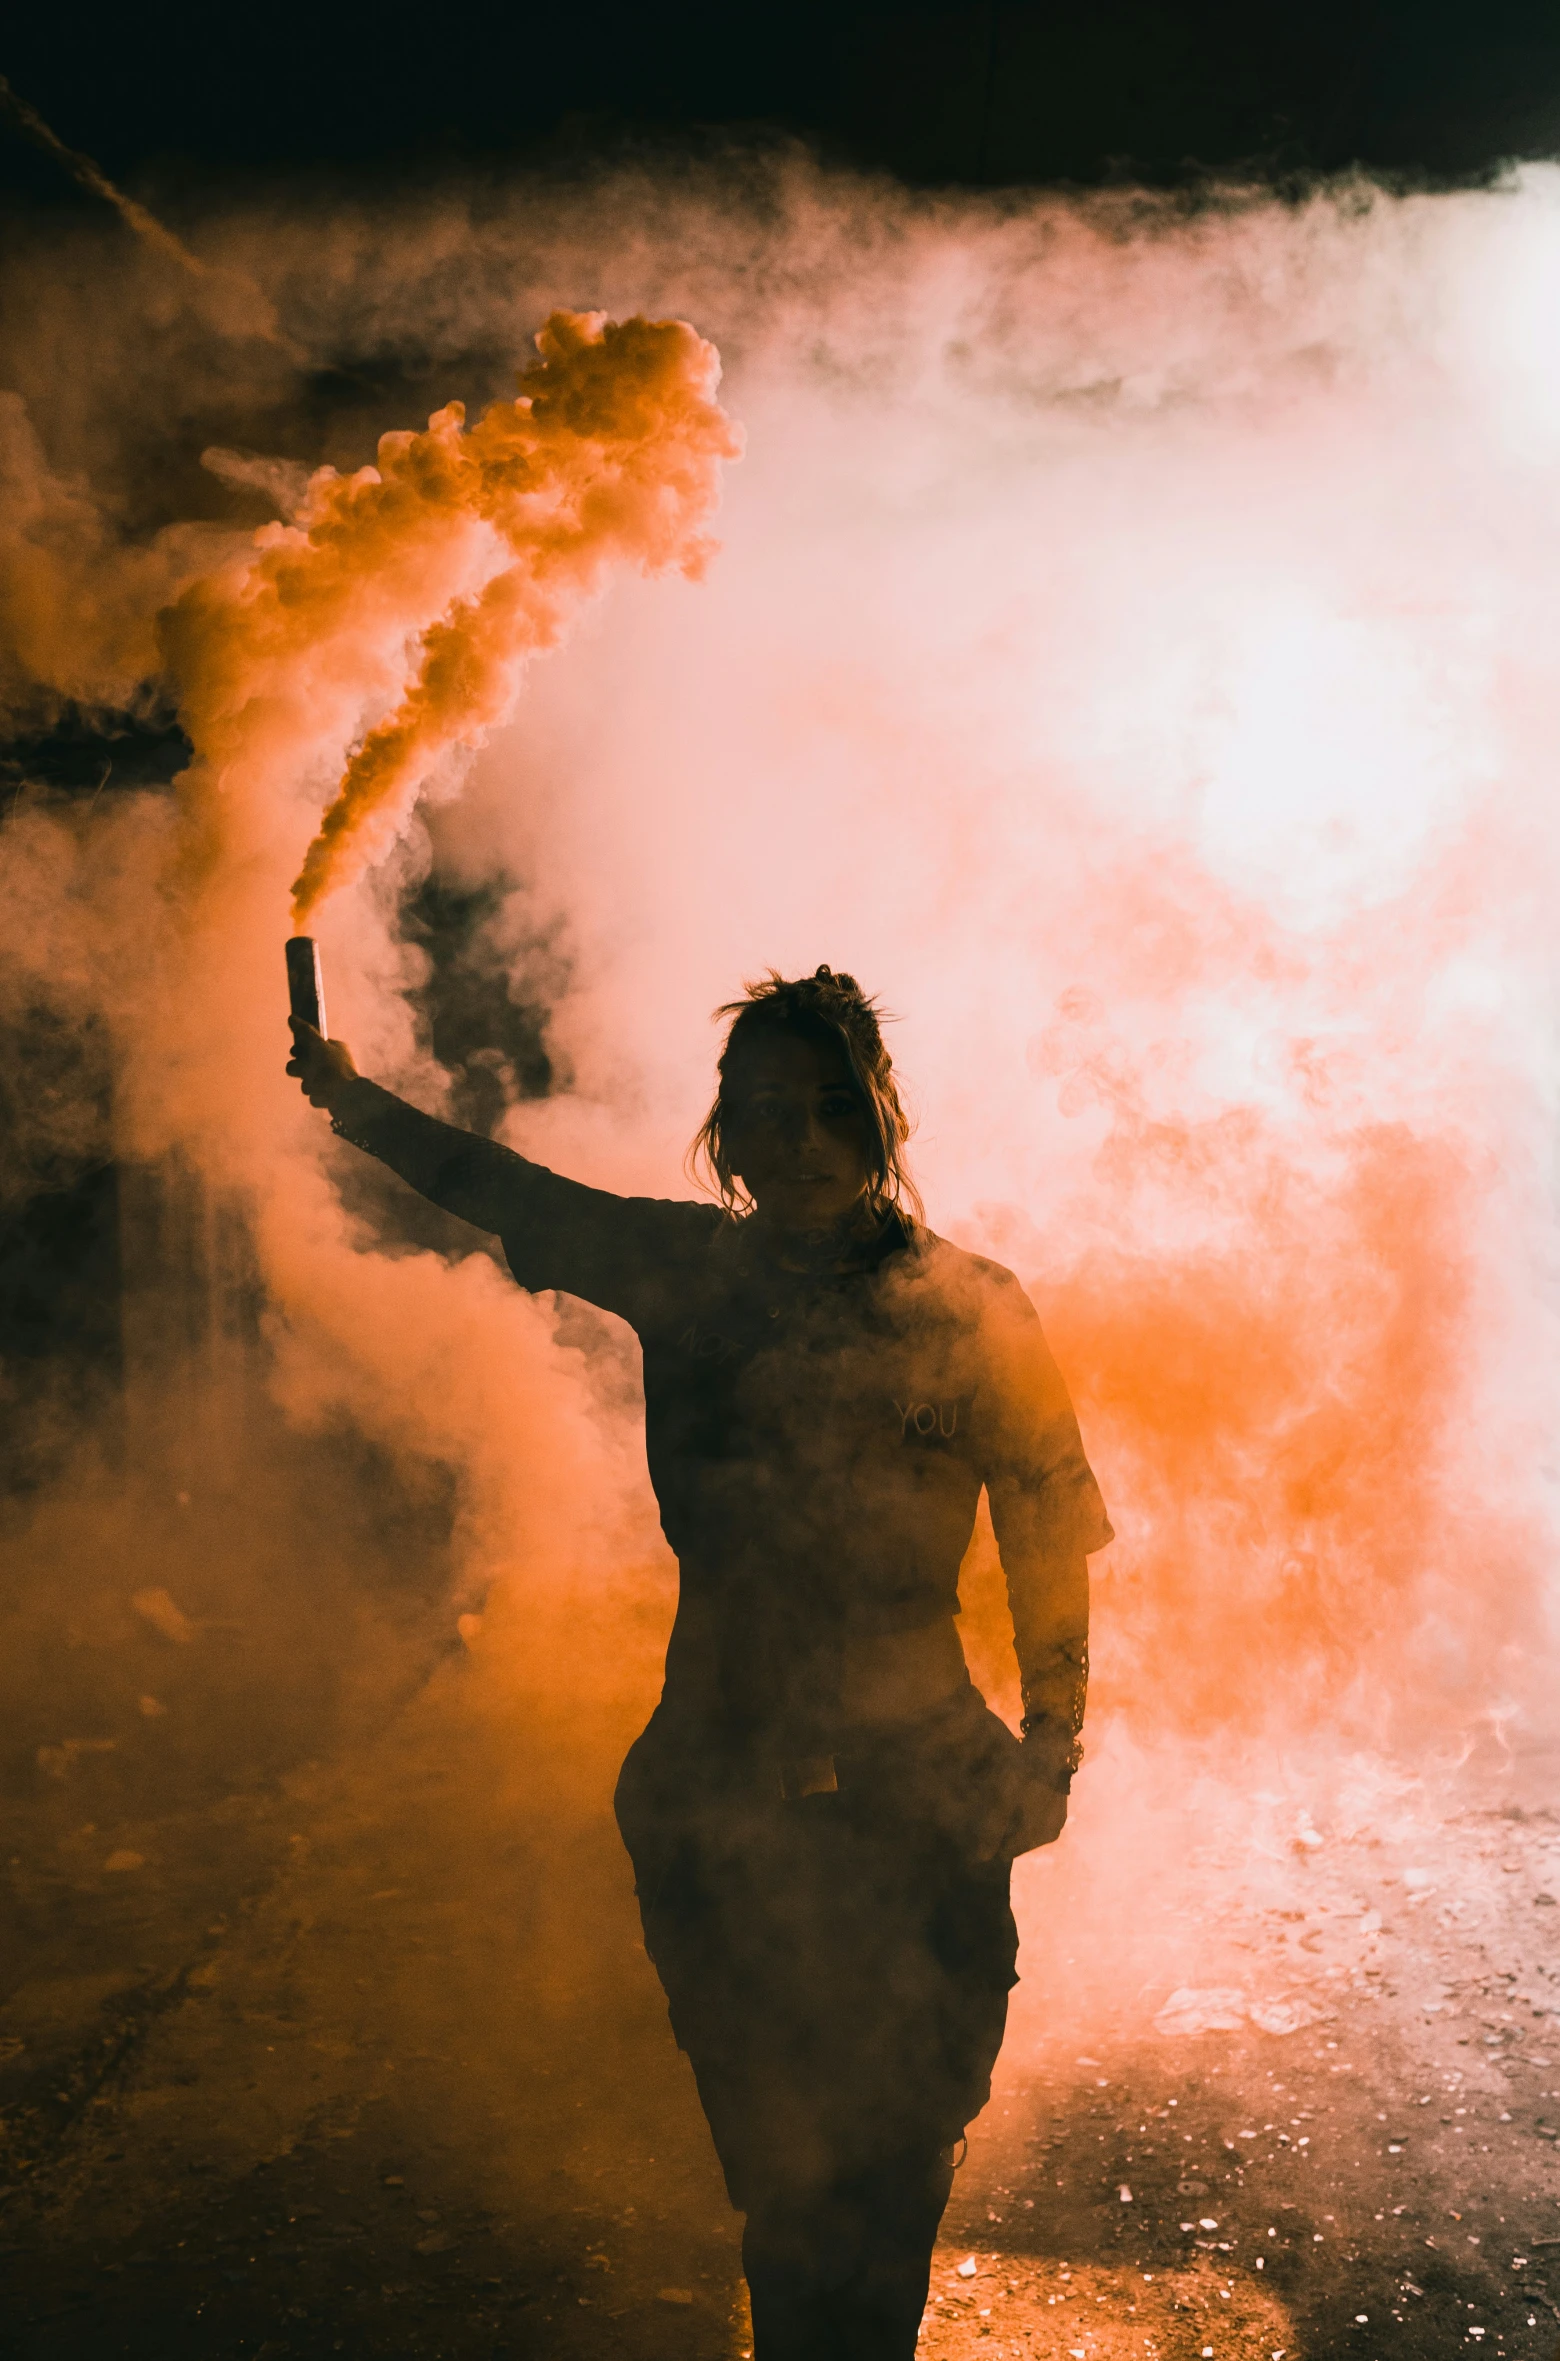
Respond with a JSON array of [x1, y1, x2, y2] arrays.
[[5, 0, 1560, 205]]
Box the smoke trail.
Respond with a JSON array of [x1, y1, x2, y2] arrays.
[[156, 309, 739, 927], [0, 75, 209, 279]]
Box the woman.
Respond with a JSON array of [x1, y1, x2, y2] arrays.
[[288, 964, 1111, 2361]]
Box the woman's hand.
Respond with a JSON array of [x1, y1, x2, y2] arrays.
[[287, 1018, 359, 1113], [1003, 1767, 1070, 1857], [973, 1743, 1071, 1863]]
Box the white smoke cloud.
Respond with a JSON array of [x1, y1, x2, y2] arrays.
[[2, 159, 1558, 2048]]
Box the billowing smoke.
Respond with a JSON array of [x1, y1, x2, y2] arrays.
[[159, 307, 738, 927], [3, 158, 1559, 2070]]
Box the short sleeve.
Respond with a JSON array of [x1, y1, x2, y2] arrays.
[[498, 1170, 719, 1330]]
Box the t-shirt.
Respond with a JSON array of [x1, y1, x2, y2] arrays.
[[332, 1079, 1112, 1731]]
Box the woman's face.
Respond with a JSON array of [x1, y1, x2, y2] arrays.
[[723, 1031, 872, 1232]]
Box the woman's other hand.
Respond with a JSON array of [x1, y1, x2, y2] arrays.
[[973, 1741, 1071, 1862], [1004, 1766, 1070, 1857], [287, 1019, 359, 1113]]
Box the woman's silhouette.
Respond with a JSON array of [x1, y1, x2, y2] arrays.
[[288, 964, 1110, 2360]]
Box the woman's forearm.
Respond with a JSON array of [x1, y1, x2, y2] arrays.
[[1010, 1552, 1089, 1737], [329, 1077, 532, 1234], [988, 1476, 1091, 1770]]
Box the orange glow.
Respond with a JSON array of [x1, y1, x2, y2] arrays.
[[2, 171, 1557, 2047]]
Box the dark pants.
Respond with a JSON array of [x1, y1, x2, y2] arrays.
[[739, 2143, 955, 2358], [615, 1686, 1021, 2360]]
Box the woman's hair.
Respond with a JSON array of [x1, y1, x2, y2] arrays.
[[689, 965, 923, 1223]]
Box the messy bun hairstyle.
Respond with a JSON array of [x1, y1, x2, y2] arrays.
[[690, 965, 922, 1224]]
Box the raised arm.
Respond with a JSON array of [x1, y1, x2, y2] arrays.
[[288, 1018, 530, 1232], [286, 1017, 711, 1317]]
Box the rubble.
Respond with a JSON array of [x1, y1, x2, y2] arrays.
[[1152, 1989, 1324, 2039]]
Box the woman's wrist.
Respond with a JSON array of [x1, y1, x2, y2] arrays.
[[324, 1065, 367, 1117], [312, 1041, 363, 1116], [1019, 1716, 1083, 1790]]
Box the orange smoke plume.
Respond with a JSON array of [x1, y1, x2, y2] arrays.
[[158, 310, 741, 927]]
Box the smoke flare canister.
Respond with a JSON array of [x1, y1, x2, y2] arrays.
[[285, 936, 328, 1038]]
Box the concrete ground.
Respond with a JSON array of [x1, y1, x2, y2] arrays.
[[2, 1647, 1558, 2361]]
